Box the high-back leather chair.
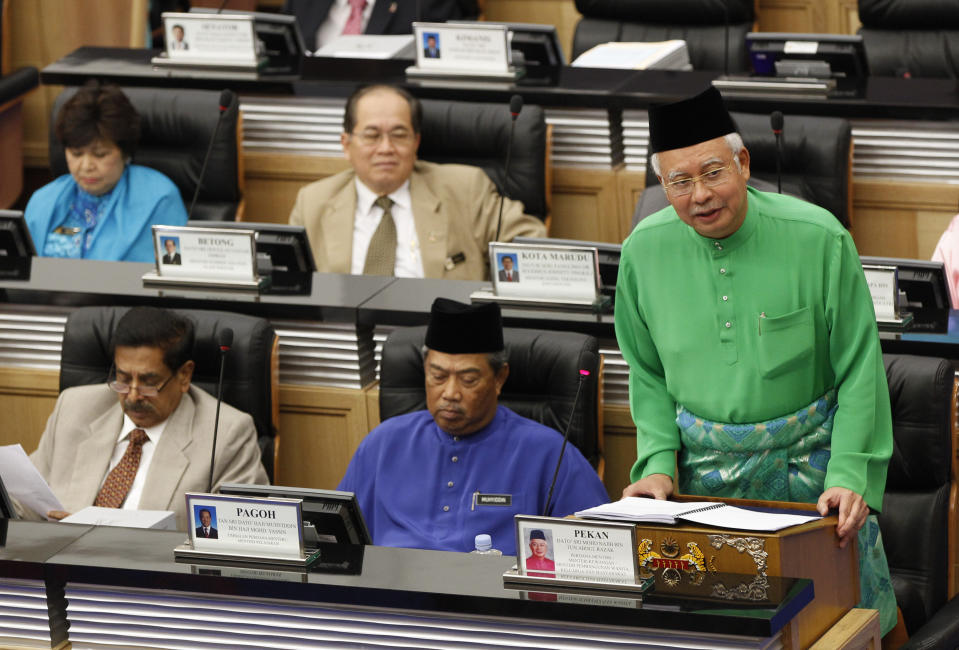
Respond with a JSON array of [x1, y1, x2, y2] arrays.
[[59, 306, 279, 481], [50, 87, 243, 221], [859, 0, 959, 78], [571, 0, 755, 72], [379, 326, 603, 475], [878, 353, 959, 646], [418, 99, 549, 222], [632, 112, 853, 228], [0, 0, 39, 209]]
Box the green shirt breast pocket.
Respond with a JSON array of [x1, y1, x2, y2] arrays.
[[758, 306, 814, 379]]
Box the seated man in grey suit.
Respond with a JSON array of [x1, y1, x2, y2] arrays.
[[288, 85, 546, 281], [28, 306, 268, 531]]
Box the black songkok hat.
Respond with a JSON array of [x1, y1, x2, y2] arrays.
[[425, 298, 504, 354], [648, 86, 737, 154], [529, 529, 547, 541]]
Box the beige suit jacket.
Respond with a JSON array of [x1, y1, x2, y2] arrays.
[[288, 160, 546, 281], [30, 384, 268, 531]]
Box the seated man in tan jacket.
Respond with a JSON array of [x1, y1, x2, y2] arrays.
[[27, 307, 268, 531], [288, 84, 546, 280]]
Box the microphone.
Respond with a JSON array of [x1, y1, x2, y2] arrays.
[[493, 95, 524, 244], [207, 327, 234, 493], [542, 369, 590, 517], [189, 89, 235, 220], [771, 110, 784, 194], [722, 1, 730, 77], [216, 0, 230, 13]]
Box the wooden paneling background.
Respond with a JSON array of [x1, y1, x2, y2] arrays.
[[5, 0, 148, 168]]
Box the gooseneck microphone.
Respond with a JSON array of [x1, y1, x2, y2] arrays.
[[771, 110, 784, 194], [189, 89, 235, 220], [722, 0, 730, 77], [216, 0, 230, 13], [493, 94, 524, 244], [542, 369, 591, 517], [207, 328, 234, 493]]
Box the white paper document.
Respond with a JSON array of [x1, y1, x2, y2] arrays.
[[0, 444, 63, 518], [62, 506, 177, 530], [576, 497, 821, 532], [572, 40, 691, 70]]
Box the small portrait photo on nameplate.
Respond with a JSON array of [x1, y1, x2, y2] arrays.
[[515, 516, 639, 585], [159, 12, 259, 67], [186, 493, 304, 559], [411, 22, 510, 75], [152, 225, 257, 282], [490, 242, 600, 304]]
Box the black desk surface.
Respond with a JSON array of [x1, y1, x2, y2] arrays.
[[41, 46, 959, 120], [0, 257, 392, 323], [2, 257, 959, 357], [1, 520, 812, 639]]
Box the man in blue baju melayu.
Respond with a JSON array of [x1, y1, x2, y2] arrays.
[[339, 298, 609, 556]]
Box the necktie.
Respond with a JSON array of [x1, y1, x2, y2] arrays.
[[94, 429, 148, 509], [342, 0, 368, 35], [363, 196, 397, 276]]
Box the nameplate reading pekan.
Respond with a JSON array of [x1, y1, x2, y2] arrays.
[[504, 515, 649, 595]]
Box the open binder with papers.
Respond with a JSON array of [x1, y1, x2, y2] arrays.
[[575, 497, 821, 532]]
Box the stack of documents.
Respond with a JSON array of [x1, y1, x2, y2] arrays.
[[316, 35, 415, 59], [576, 497, 822, 532], [572, 41, 691, 70]]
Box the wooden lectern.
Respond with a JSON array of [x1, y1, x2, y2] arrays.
[[632, 495, 861, 648]]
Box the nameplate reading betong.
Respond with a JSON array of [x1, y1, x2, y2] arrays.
[[472, 242, 604, 311], [862, 263, 912, 327], [504, 516, 651, 594], [175, 492, 319, 567], [406, 22, 516, 81], [151, 12, 265, 71], [143, 225, 266, 291]]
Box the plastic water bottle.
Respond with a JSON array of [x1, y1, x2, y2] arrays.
[[470, 533, 502, 556]]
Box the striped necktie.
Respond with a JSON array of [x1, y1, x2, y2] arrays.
[[94, 428, 148, 508]]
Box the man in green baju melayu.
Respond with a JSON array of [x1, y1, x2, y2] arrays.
[[614, 86, 897, 636]]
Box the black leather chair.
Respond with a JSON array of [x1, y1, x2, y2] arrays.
[[859, 0, 959, 78], [418, 99, 549, 221], [50, 87, 242, 222], [59, 306, 279, 481], [632, 112, 853, 228], [0, 66, 36, 209], [0, 0, 39, 209], [571, 0, 755, 72], [879, 353, 959, 647], [379, 326, 603, 474]]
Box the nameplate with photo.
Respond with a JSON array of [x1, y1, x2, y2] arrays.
[[143, 225, 265, 291], [152, 12, 264, 70], [175, 493, 320, 567], [862, 264, 909, 326], [504, 516, 647, 594], [406, 22, 515, 80], [472, 242, 602, 310]]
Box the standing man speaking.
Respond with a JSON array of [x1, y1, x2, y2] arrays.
[[614, 87, 897, 635]]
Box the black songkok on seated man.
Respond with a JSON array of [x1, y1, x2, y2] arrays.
[[648, 86, 738, 154], [424, 297, 504, 354]]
